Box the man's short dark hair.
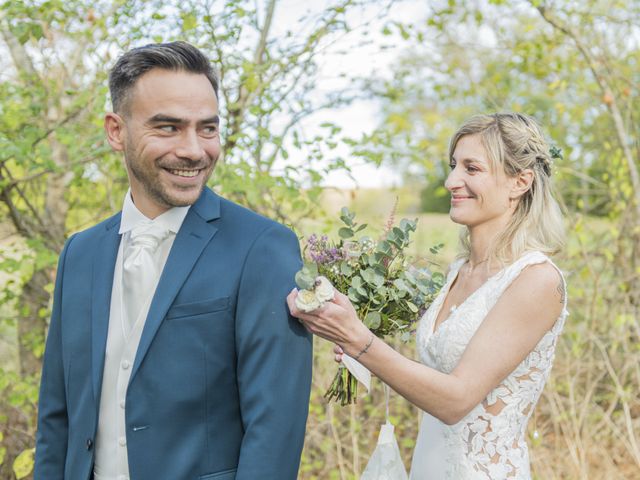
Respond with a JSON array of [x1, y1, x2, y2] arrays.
[[109, 41, 219, 114]]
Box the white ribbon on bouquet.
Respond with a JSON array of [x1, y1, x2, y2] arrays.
[[341, 354, 372, 392]]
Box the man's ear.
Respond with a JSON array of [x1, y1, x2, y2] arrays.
[[104, 112, 125, 152], [510, 168, 534, 200]]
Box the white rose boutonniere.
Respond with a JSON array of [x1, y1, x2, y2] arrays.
[[294, 276, 335, 312], [295, 288, 322, 313]]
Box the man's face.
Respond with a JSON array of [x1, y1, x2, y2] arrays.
[[111, 69, 221, 218]]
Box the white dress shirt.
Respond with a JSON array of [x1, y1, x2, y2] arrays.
[[94, 191, 189, 480]]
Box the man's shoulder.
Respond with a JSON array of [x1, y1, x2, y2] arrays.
[[66, 212, 121, 246]]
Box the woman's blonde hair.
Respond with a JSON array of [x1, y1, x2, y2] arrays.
[[449, 113, 565, 263]]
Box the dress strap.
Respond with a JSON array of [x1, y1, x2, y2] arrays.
[[445, 257, 467, 283], [486, 251, 567, 311]]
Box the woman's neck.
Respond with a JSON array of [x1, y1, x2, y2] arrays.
[[466, 215, 512, 268], [467, 231, 493, 268]]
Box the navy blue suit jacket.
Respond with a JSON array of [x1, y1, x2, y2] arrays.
[[34, 188, 312, 479]]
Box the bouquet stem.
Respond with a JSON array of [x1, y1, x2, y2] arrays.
[[324, 364, 359, 405]]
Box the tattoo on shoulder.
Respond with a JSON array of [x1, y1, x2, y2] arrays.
[[556, 277, 566, 304]]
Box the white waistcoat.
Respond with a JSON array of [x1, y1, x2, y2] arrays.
[[93, 233, 174, 480]]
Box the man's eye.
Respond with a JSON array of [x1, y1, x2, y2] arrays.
[[448, 162, 456, 170], [202, 126, 218, 135], [159, 125, 177, 132]]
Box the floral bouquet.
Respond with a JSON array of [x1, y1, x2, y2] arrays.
[[295, 207, 444, 405]]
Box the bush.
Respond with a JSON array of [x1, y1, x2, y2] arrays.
[[420, 182, 450, 214]]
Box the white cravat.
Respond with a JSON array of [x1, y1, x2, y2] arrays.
[[121, 222, 170, 334]]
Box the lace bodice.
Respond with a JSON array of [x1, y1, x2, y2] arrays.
[[412, 251, 568, 479]]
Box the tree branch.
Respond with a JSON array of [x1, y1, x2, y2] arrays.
[[0, 22, 39, 80], [534, 3, 640, 219]]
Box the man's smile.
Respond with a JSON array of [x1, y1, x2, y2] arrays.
[[165, 168, 203, 178]]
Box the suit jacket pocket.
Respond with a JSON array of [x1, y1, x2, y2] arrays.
[[199, 468, 236, 480], [166, 296, 230, 320]]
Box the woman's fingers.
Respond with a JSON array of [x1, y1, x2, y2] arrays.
[[286, 288, 299, 315], [333, 344, 343, 363]]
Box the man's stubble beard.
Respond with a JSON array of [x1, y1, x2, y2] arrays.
[[124, 141, 215, 209]]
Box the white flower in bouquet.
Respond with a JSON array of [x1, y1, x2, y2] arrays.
[[314, 276, 335, 303]]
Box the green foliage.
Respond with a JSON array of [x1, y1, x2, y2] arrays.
[[12, 448, 34, 479], [361, 0, 640, 220], [0, 1, 638, 478]]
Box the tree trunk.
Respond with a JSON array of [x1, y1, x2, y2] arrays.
[[17, 268, 52, 377]]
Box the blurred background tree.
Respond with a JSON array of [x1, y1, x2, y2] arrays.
[[338, 1, 640, 477], [1, 0, 638, 478]]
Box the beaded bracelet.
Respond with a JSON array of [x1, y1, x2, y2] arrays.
[[353, 333, 375, 361]]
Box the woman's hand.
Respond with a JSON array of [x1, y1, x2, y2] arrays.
[[333, 344, 344, 363], [286, 288, 371, 357]]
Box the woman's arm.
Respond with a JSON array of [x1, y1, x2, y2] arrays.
[[287, 262, 565, 424]]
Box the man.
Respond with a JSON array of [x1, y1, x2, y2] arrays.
[[34, 41, 312, 480]]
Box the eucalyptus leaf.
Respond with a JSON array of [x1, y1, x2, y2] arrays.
[[377, 240, 393, 256], [400, 218, 417, 232], [295, 271, 315, 290], [340, 207, 355, 226], [394, 278, 409, 292], [361, 268, 376, 285], [338, 227, 354, 239], [416, 281, 431, 295], [392, 227, 406, 240], [430, 243, 444, 254], [340, 261, 353, 276], [432, 272, 446, 288], [369, 296, 382, 308], [373, 252, 387, 265], [364, 311, 382, 329], [404, 269, 417, 285], [348, 287, 362, 303], [405, 301, 419, 313], [303, 262, 319, 277], [367, 254, 380, 267]]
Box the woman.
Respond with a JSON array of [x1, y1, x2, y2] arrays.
[[287, 113, 568, 479]]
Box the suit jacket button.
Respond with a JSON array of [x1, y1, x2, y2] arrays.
[[86, 438, 93, 450]]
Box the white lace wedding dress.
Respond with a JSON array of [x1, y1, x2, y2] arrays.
[[409, 251, 568, 479]]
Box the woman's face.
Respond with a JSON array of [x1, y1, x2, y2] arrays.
[[445, 134, 517, 230]]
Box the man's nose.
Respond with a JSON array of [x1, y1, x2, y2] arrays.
[[175, 129, 205, 160]]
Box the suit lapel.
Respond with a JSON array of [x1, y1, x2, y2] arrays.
[[129, 189, 221, 383], [91, 214, 122, 401]]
